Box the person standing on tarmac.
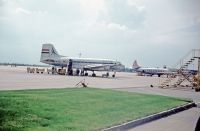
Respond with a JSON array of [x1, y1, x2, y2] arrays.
[[195, 116, 200, 131]]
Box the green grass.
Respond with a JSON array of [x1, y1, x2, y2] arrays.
[[0, 88, 189, 131]]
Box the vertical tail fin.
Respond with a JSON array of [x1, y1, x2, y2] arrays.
[[40, 43, 60, 62], [132, 60, 140, 69]]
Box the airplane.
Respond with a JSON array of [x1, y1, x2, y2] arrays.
[[132, 60, 198, 77], [40, 43, 125, 77], [132, 60, 174, 77]]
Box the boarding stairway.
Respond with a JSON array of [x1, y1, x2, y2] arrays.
[[160, 49, 200, 88]]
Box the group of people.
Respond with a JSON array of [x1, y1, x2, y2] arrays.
[[69, 68, 87, 76]]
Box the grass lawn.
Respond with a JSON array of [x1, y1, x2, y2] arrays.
[[0, 88, 189, 131]]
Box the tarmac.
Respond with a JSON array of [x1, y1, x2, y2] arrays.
[[128, 107, 200, 131], [0, 66, 166, 90], [114, 87, 200, 131], [114, 86, 200, 103], [0, 65, 200, 131]]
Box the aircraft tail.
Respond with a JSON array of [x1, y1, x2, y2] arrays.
[[132, 60, 140, 69], [40, 43, 61, 62]]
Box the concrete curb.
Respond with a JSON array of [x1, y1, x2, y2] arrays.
[[103, 102, 196, 131], [196, 102, 200, 108]]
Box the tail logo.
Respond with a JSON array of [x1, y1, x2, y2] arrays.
[[42, 49, 49, 53]]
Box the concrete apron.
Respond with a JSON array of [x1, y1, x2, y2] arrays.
[[102, 102, 196, 131]]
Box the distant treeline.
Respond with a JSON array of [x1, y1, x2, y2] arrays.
[[0, 63, 50, 67], [0, 62, 131, 72]]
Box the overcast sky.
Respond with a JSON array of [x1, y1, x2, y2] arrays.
[[0, 0, 200, 67]]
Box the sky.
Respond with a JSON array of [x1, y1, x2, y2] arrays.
[[0, 0, 200, 68]]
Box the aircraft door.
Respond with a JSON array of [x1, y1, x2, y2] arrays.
[[67, 59, 73, 75]]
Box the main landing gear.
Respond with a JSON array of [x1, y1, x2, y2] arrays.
[[92, 71, 96, 77], [84, 72, 88, 76], [101, 72, 116, 78], [82, 71, 116, 78], [112, 71, 116, 78]]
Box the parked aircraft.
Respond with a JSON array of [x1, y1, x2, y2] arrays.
[[40, 44, 125, 77], [132, 60, 198, 77], [132, 60, 174, 77]]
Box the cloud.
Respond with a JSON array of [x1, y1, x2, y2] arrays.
[[15, 7, 31, 15], [127, 0, 146, 12], [77, 0, 147, 31], [79, 0, 106, 20], [107, 22, 128, 31], [0, 0, 199, 67], [100, 0, 146, 30]]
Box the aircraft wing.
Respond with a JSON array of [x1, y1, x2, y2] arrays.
[[83, 64, 112, 71]]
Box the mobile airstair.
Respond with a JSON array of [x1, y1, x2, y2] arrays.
[[160, 49, 200, 89]]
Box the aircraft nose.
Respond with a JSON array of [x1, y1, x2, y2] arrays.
[[120, 64, 125, 71]]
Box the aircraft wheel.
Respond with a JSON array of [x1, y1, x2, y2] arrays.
[[85, 73, 88, 76], [106, 73, 109, 77], [92, 73, 96, 77], [112, 74, 115, 77]]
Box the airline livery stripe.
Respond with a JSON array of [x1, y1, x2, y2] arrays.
[[42, 51, 49, 53], [42, 49, 49, 51]]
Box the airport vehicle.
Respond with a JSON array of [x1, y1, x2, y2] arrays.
[[40, 44, 125, 77], [132, 60, 173, 77], [194, 75, 200, 91]]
